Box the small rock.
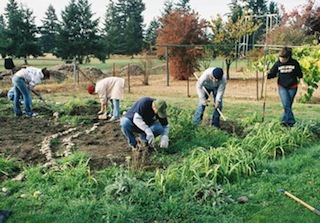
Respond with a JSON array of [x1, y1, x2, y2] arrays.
[[237, 196, 249, 204]]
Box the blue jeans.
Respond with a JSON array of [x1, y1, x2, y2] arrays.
[[193, 87, 222, 128], [120, 117, 165, 147], [110, 99, 120, 118], [278, 87, 297, 127], [12, 75, 33, 116]]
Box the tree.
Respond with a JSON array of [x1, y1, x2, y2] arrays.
[[39, 4, 59, 54], [0, 15, 6, 58], [3, 0, 41, 63], [144, 18, 161, 52], [266, 2, 316, 45], [210, 13, 260, 79], [55, 0, 105, 64], [156, 10, 208, 80]]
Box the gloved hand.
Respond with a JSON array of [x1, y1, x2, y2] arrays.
[[145, 128, 154, 147], [201, 99, 208, 106], [160, 135, 169, 148]]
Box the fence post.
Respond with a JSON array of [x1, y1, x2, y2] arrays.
[[127, 63, 130, 93]]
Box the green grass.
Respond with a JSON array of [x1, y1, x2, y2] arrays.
[[1, 95, 320, 222]]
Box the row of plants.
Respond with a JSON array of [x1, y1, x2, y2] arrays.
[[1, 97, 320, 222]]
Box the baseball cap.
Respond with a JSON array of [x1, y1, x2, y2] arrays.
[[212, 67, 223, 79], [154, 99, 167, 118], [87, 85, 95, 94]]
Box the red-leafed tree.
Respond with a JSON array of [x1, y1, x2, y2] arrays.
[[156, 10, 208, 80], [266, 1, 319, 45]]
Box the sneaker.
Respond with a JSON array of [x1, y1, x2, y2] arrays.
[[108, 116, 119, 122], [26, 112, 38, 117]]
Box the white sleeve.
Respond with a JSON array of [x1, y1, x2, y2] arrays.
[[133, 112, 149, 131]]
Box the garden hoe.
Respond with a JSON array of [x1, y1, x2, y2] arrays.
[[278, 188, 320, 217], [31, 89, 50, 107], [193, 73, 227, 121]]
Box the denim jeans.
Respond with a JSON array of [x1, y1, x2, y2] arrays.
[[120, 117, 165, 147], [278, 87, 297, 127], [110, 99, 120, 118], [12, 75, 33, 116], [193, 87, 223, 128]]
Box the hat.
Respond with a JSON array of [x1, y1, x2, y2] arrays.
[[154, 99, 167, 118], [87, 85, 95, 94], [212, 68, 223, 79]]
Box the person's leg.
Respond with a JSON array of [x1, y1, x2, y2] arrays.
[[278, 87, 296, 126], [211, 88, 222, 128], [120, 117, 141, 147], [287, 88, 297, 126], [13, 76, 32, 116], [112, 99, 120, 119], [193, 88, 209, 125]]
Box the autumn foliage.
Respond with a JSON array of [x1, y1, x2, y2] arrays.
[[156, 10, 208, 80]]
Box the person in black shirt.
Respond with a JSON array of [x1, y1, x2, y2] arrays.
[[120, 97, 169, 150], [267, 46, 303, 127]]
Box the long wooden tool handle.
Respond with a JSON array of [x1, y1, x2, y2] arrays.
[[283, 190, 320, 216], [194, 73, 226, 121]]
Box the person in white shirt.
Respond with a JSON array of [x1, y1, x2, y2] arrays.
[[193, 67, 226, 128], [87, 77, 125, 122], [12, 67, 50, 117]]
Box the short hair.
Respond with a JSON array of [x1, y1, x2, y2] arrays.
[[279, 47, 292, 58], [42, 68, 50, 79]]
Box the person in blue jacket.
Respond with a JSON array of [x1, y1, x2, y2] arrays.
[[267, 46, 303, 127], [120, 97, 169, 150]]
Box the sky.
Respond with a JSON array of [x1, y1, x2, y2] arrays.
[[0, 0, 316, 27]]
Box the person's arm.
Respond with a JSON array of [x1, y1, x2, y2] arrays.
[[133, 112, 154, 145], [267, 62, 279, 79], [215, 79, 226, 108], [196, 73, 209, 105]]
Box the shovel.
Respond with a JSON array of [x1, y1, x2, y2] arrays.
[[279, 188, 320, 216], [193, 73, 226, 121]]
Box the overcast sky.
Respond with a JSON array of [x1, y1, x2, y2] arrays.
[[0, 0, 316, 26]]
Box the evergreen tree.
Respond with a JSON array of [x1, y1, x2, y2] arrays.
[[39, 4, 59, 54], [103, 0, 145, 56], [55, 0, 105, 63], [4, 0, 41, 63], [144, 18, 161, 52], [0, 15, 6, 58]]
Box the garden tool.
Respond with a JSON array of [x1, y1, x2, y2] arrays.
[[31, 89, 48, 106], [261, 45, 270, 122], [278, 188, 320, 216], [193, 73, 226, 121]]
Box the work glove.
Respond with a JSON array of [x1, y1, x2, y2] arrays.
[[201, 99, 208, 106], [145, 128, 154, 147], [160, 135, 169, 148]]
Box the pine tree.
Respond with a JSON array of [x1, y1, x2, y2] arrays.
[[55, 0, 105, 63], [0, 15, 6, 58], [4, 0, 41, 63], [39, 4, 59, 54]]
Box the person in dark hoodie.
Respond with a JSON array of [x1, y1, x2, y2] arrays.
[[267, 46, 303, 127]]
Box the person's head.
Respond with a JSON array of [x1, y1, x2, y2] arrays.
[[87, 84, 95, 94], [41, 68, 50, 80], [211, 67, 224, 80], [278, 47, 292, 64], [152, 99, 167, 118]]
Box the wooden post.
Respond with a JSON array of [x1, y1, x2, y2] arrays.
[[127, 64, 130, 93]]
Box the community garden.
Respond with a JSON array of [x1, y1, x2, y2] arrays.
[[0, 56, 320, 222]]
